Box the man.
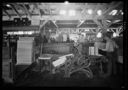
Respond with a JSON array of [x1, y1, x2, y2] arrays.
[[99, 32, 118, 77], [77, 34, 85, 55], [94, 38, 105, 56]]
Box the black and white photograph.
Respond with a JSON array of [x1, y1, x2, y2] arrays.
[[2, 1, 126, 88]]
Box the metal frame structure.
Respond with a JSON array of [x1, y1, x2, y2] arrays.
[[2, 2, 123, 33]]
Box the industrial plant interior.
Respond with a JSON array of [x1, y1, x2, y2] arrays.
[[2, 1, 125, 87]]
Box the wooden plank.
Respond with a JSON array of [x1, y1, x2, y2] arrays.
[[3, 9, 11, 18]]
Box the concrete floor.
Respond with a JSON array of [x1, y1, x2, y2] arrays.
[[2, 62, 124, 88]]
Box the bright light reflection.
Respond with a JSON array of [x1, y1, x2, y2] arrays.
[[97, 32, 102, 38], [60, 10, 66, 15], [87, 9, 93, 14], [113, 32, 117, 37], [97, 10, 102, 16], [6, 4, 11, 7], [109, 10, 118, 15], [69, 10, 75, 16]]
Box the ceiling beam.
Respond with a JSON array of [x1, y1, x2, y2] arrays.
[[81, 3, 108, 18], [92, 2, 123, 32], [51, 20, 58, 28], [3, 9, 11, 18], [40, 14, 123, 21], [39, 20, 49, 30], [93, 19, 103, 28], [10, 4, 21, 18], [93, 2, 122, 20], [21, 3, 31, 18], [105, 14, 123, 21], [101, 19, 112, 29], [39, 20, 49, 37], [2, 13, 123, 21], [103, 2, 122, 16], [77, 20, 85, 27], [11, 3, 30, 17], [33, 3, 41, 16]]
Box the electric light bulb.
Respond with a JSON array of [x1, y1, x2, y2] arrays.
[[64, 1, 69, 5], [60, 10, 66, 15], [88, 9, 93, 14], [6, 4, 11, 7], [97, 10, 102, 16]]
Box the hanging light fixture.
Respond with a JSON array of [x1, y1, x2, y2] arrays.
[[49, 29, 52, 32], [87, 9, 93, 14], [121, 12, 124, 15], [64, 1, 69, 5], [120, 10, 124, 15], [6, 4, 11, 7], [109, 10, 118, 16], [97, 10, 102, 16], [107, 29, 110, 31]]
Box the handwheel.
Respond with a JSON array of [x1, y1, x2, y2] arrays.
[[69, 67, 93, 79], [82, 68, 93, 79], [69, 68, 93, 79]]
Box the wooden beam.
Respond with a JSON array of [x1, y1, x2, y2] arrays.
[[102, 2, 122, 16], [21, 3, 31, 18], [40, 14, 94, 20], [39, 20, 49, 31], [51, 20, 58, 28], [99, 19, 116, 32], [2, 14, 93, 21], [81, 3, 108, 20], [10, 4, 21, 18], [118, 25, 123, 33], [93, 19, 108, 32], [93, 19, 103, 29], [3, 13, 122, 21], [104, 14, 123, 21], [3, 9, 11, 18], [11, 3, 29, 17], [77, 20, 85, 27], [94, 2, 122, 20], [33, 3, 41, 16], [81, 3, 88, 15]]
